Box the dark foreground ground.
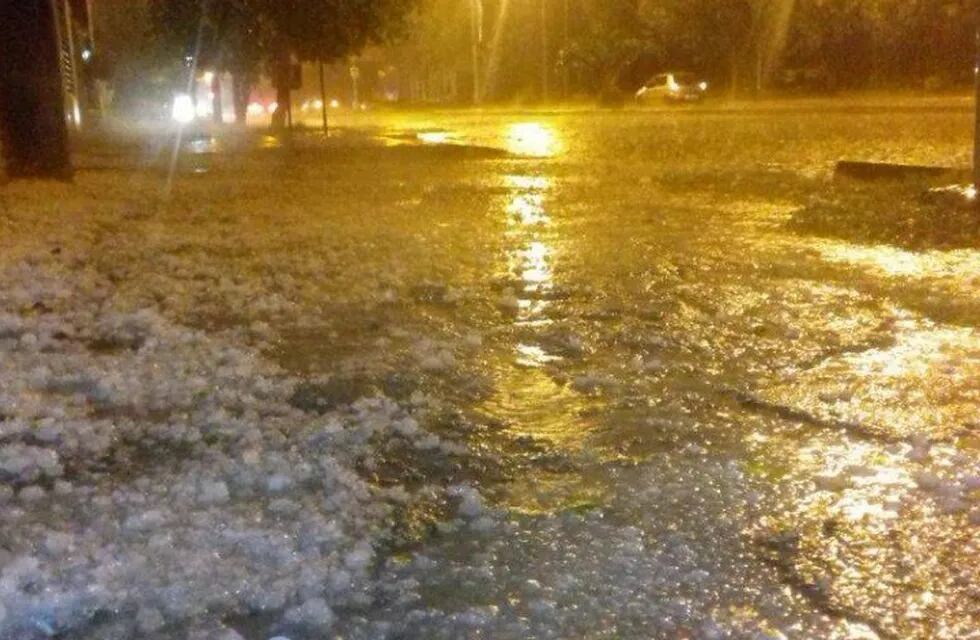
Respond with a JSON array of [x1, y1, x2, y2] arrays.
[[0, 101, 978, 639]]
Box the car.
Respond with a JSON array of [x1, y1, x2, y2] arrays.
[[636, 72, 708, 104]]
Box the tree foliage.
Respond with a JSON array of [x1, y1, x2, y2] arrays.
[[149, 0, 420, 94], [564, 0, 662, 94]]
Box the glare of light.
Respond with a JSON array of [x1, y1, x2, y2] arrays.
[[247, 102, 265, 116], [507, 194, 549, 225], [521, 241, 551, 284], [202, 71, 214, 84], [965, 185, 977, 200], [515, 343, 562, 368], [418, 131, 450, 145], [312, 99, 324, 109], [667, 74, 680, 92], [81, 48, 92, 62], [330, 99, 340, 109], [505, 175, 550, 190], [817, 242, 980, 279], [195, 101, 211, 118], [507, 123, 558, 157], [504, 239, 555, 322], [259, 135, 282, 149], [699, 81, 709, 91], [171, 93, 195, 124], [188, 137, 214, 153], [267, 102, 278, 114]]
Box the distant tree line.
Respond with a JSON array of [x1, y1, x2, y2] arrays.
[[397, 0, 980, 102], [96, 0, 980, 112], [783, 0, 978, 90]]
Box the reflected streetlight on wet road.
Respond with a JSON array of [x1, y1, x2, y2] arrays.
[[506, 122, 560, 157]]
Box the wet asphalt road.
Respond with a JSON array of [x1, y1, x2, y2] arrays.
[[76, 104, 980, 638]]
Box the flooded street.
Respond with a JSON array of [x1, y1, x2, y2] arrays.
[[1, 104, 978, 639], [313, 109, 979, 639]]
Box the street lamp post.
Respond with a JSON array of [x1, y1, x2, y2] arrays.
[[541, 0, 549, 102], [974, 27, 980, 196], [319, 60, 328, 134], [561, 0, 569, 100], [470, 0, 483, 104]]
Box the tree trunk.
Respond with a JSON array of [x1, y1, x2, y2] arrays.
[[271, 52, 290, 130], [0, 0, 73, 180], [729, 53, 739, 99], [211, 70, 223, 125], [232, 73, 249, 126]]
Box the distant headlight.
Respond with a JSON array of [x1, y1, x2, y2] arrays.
[[699, 81, 708, 91], [171, 93, 195, 124]]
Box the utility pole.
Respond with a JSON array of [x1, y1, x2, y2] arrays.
[[59, 0, 83, 128], [974, 27, 980, 196], [85, 0, 94, 46], [319, 60, 329, 134], [561, 0, 569, 100], [541, 0, 549, 102], [470, 0, 483, 104], [350, 61, 360, 109]]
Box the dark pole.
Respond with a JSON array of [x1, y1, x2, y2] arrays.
[[211, 70, 223, 125], [562, 0, 569, 100], [319, 60, 328, 134], [974, 27, 980, 195], [541, 0, 549, 102], [0, 0, 73, 180], [470, 0, 482, 104]]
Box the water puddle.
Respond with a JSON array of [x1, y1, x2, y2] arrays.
[[815, 240, 980, 281]]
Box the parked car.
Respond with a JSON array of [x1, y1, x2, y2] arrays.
[[636, 72, 708, 104]]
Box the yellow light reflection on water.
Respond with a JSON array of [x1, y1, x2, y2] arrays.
[[515, 343, 563, 368], [507, 122, 560, 157], [799, 439, 916, 522], [505, 175, 551, 190], [507, 194, 550, 225], [520, 241, 551, 286], [817, 241, 980, 280], [258, 135, 282, 149], [514, 240, 553, 320], [505, 174, 552, 226], [417, 131, 451, 145]]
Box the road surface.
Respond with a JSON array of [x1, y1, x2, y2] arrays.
[[0, 103, 977, 639]]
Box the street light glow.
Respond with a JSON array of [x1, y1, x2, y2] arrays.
[[171, 93, 195, 124]]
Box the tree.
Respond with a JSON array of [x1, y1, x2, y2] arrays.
[[0, 1, 73, 180], [257, 0, 419, 127], [564, 0, 664, 100], [151, 0, 420, 128], [149, 0, 266, 124], [661, 0, 755, 94]]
